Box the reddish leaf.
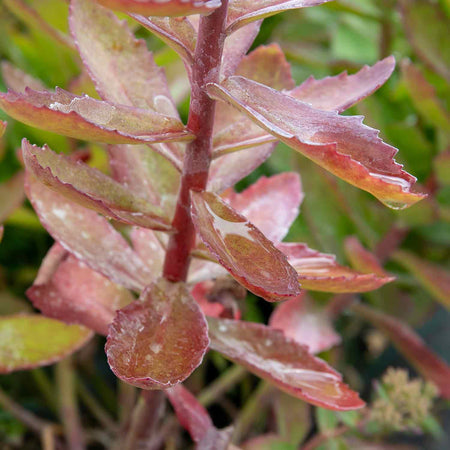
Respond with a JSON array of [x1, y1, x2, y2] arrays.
[[1, 61, 46, 92], [269, 293, 340, 354], [279, 243, 394, 293], [23, 140, 172, 230], [25, 174, 152, 291], [0, 171, 25, 223], [222, 173, 303, 243], [290, 56, 396, 113], [207, 76, 425, 209], [106, 279, 209, 389], [28, 251, 133, 335], [393, 250, 450, 309], [0, 88, 191, 145], [226, 0, 333, 34], [208, 317, 365, 410], [0, 120, 5, 137], [0, 315, 92, 373], [191, 191, 301, 302], [352, 303, 450, 399], [96, 0, 221, 16]]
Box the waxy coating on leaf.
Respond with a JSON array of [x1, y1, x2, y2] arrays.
[[0, 315, 92, 373], [96, 0, 221, 16], [353, 303, 450, 399], [279, 243, 394, 293], [207, 76, 425, 209], [226, 0, 333, 34], [130, 227, 165, 280], [269, 293, 341, 354], [26, 174, 153, 291], [208, 317, 365, 410], [0, 88, 191, 145], [191, 191, 301, 302], [106, 279, 209, 389], [290, 56, 396, 113], [222, 173, 303, 243]]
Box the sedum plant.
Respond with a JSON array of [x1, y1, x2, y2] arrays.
[[0, 0, 448, 448]]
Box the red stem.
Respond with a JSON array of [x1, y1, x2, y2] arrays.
[[163, 2, 229, 282]]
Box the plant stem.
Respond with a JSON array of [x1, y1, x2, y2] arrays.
[[163, 1, 229, 282]]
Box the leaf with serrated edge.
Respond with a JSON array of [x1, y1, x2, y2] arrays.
[[106, 279, 209, 389], [279, 243, 394, 293], [0, 88, 191, 145], [96, 0, 221, 16], [0, 315, 92, 373], [23, 140, 172, 230], [226, 0, 333, 34], [270, 293, 341, 354], [208, 317, 365, 410], [289, 56, 396, 113], [25, 174, 152, 291], [207, 76, 425, 209], [191, 191, 301, 302], [353, 303, 450, 399]]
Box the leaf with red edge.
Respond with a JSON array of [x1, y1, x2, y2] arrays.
[[207, 76, 425, 209], [25, 174, 152, 291], [352, 303, 450, 399], [191, 191, 301, 302], [226, 0, 333, 34], [106, 279, 209, 389], [96, 0, 221, 16], [0, 315, 92, 373], [0, 172, 25, 223], [279, 243, 394, 293], [393, 250, 450, 309], [222, 173, 303, 243], [22, 140, 172, 230], [208, 317, 365, 410], [289, 56, 396, 113], [0, 88, 191, 145], [1, 61, 46, 92], [269, 293, 340, 354], [27, 246, 133, 335]]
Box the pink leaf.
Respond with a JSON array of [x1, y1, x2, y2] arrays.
[[106, 279, 209, 389], [0, 171, 25, 223], [1, 61, 46, 92], [279, 243, 394, 293], [208, 317, 365, 410], [25, 174, 152, 291], [129, 227, 165, 278], [269, 293, 341, 354], [0, 88, 191, 145], [207, 76, 425, 209], [226, 0, 333, 34], [290, 56, 396, 113], [222, 173, 303, 243], [353, 303, 450, 399], [191, 191, 301, 302], [22, 140, 172, 230], [96, 0, 221, 16]]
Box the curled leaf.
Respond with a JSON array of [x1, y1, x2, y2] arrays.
[[208, 317, 365, 410], [191, 191, 301, 302], [106, 279, 209, 389], [0, 315, 92, 373]]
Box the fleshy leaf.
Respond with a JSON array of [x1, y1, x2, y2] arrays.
[[290, 56, 396, 113], [106, 279, 209, 389], [0, 88, 191, 145], [279, 243, 394, 293], [191, 191, 301, 302], [393, 250, 450, 309], [222, 173, 303, 243], [96, 0, 221, 16], [25, 174, 152, 291], [207, 76, 425, 209], [353, 303, 450, 399], [129, 227, 165, 278], [269, 293, 341, 354], [0, 172, 25, 223], [1, 62, 46, 92], [22, 140, 172, 230], [208, 317, 365, 410], [226, 0, 333, 34], [28, 247, 133, 335], [0, 315, 92, 373]]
